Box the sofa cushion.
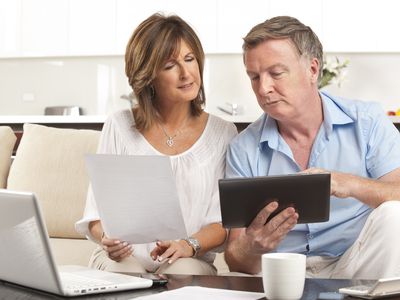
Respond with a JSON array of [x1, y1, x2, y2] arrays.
[[7, 124, 100, 238], [0, 126, 17, 189], [50, 238, 97, 266]]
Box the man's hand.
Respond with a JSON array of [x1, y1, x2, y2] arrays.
[[302, 167, 400, 208], [244, 201, 299, 254], [301, 167, 353, 199], [225, 201, 298, 274]]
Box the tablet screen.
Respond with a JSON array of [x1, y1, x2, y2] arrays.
[[219, 173, 331, 228]]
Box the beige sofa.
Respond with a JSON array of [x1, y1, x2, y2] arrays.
[[0, 124, 229, 274]]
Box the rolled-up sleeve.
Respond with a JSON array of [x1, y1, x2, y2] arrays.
[[74, 115, 119, 243], [74, 186, 101, 243]]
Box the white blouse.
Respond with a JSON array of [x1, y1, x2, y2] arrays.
[[75, 109, 237, 271]]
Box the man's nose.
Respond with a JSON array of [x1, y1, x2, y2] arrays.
[[258, 76, 273, 96]]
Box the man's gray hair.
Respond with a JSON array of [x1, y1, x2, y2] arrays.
[[243, 16, 323, 79]]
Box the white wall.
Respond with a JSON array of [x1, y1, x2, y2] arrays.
[[0, 53, 400, 118], [322, 53, 400, 112], [0, 56, 131, 115]]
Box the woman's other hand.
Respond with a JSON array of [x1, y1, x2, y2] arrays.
[[101, 234, 133, 262], [150, 240, 193, 264]]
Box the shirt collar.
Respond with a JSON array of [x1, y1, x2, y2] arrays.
[[259, 114, 279, 150], [258, 91, 354, 147], [320, 91, 354, 136]]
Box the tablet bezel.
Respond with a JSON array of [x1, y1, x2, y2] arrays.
[[219, 173, 331, 228]]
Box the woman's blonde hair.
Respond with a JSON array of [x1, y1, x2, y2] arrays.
[[125, 13, 205, 131]]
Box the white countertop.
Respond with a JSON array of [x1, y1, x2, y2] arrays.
[[389, 116, 400, 123], [0, 114, 260, 124], [0, 115, 399, 124], [0, 115, 107, 123]]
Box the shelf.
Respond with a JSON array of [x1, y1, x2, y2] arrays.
[[389, 116, 400, 124], [0, 115, 107, 131], [1, 114, 399, 130], [0, 115, 107, 124]]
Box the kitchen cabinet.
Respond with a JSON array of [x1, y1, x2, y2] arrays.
[[216, 0, 270, 53], [158, 0, 218, 53], [322, 0, 377, 52], [20, 0, 68, 57], [68, 0, 116, 55], [0, 0, 21, 57], [268, 0, 323, 40], [215, 0, 323, 53], [116, 0, 158, 55], [116, 0, 217, 54], [0, 0, 116, 57], [322, 0, 400, 52], [2, 0, 400, 58], [375, 0, 400, 52]]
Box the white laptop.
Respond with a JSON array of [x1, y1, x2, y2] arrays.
[[339, 277, 400, 299], [0, 189, 153, 297]]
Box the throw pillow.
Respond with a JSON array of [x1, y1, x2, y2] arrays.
[[0, 126, 17, 188], [7, 124, 100, 238]]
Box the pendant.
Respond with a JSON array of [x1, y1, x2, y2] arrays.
[[166, 137, 174, 147]]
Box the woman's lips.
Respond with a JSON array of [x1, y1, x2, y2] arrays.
[[178, 82, 193, 89]]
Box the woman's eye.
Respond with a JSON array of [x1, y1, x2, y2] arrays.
[[185, 56, 195, 62], [250, 75, 259, 81], [164, 63, 175, 70]]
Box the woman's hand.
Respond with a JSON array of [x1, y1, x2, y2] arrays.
[[150, 240, 194, 264], [101, 234, 133, 262]]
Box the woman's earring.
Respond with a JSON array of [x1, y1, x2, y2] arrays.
[[150, 86, 155, 100]]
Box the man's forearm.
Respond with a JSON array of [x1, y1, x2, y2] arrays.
[[342, 174, 400, 208]]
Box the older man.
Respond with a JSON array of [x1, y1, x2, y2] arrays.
[[225, 16, 400, 279]]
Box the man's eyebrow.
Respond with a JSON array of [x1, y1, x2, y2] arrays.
[[267, 63, 289, 71], [246, 63, 289, 75]]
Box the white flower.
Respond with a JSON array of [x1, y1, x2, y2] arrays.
[[319, 56, 349, 89]]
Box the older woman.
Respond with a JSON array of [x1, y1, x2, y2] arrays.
[[75, 13, 237, 275]]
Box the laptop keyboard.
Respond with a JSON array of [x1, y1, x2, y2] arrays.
[[60, 272, 116, 291]]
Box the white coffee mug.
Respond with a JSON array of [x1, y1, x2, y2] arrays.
[[262, 253, 306, 300]]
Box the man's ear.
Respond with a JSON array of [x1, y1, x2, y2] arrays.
[[309, 57, 320, 84]]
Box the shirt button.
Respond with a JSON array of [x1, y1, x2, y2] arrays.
[[307, 234, 314, 239]]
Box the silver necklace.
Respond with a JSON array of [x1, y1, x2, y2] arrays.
[[160, 126, 178, 147], [159, 118, 189, 147]]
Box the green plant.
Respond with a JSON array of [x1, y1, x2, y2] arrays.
[[319, 56, 349, 89]]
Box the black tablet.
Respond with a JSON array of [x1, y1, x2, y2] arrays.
[[219, 173, 331, 228]]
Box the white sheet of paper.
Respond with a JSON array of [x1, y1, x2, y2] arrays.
[[132, 286, 265, 300], [85, 154, 187, 244]]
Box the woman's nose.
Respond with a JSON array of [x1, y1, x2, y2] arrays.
[[179, 64, 190, 79]]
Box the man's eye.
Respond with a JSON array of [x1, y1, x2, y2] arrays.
[[271, 72, 284, 77]]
